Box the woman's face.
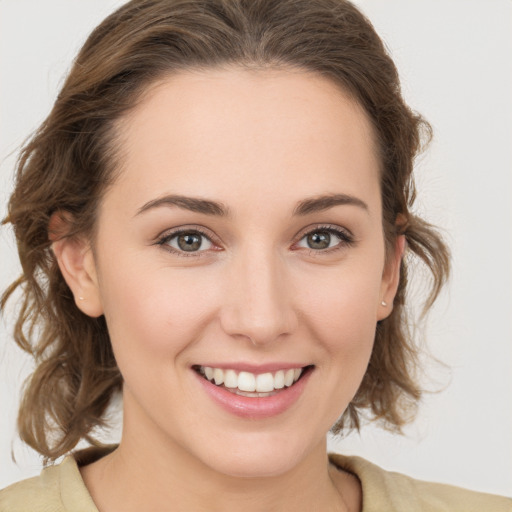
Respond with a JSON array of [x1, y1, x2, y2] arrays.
[[77, 68, 401, 477]]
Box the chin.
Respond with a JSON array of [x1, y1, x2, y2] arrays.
[[196, 431, 315, 479]]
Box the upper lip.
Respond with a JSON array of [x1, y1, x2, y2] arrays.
[[193, 363, 312, 374]]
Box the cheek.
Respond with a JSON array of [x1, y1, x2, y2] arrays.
[[298, 253, 383, 405], [288, 266, 382, 428], [299, 261, 382, 349], [97, 257, 219, 360]]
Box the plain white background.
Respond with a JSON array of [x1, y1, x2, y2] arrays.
[[1, 0, 511, 497]]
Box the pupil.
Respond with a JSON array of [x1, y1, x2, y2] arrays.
[[178, 233, 201, 251], [307, 231, 330, 249]]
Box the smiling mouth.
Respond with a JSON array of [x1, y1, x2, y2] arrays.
[[193, 365, 314, 397]]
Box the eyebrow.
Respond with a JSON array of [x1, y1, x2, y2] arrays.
[[293, 193, 368, 216], [136, 195, 229, 217], [135, 192, 368, 218]]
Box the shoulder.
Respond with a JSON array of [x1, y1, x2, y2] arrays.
[[329, 453, 512, 512], [0, 464, 64, 511], [0, 453, 99, 512]]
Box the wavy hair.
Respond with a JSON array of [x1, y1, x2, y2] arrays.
[[2, 0, 450, 461]]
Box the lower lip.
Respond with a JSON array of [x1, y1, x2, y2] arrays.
[[194, 368, 313, 419]]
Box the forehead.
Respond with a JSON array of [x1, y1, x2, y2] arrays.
[[109, 67, 381, 215]]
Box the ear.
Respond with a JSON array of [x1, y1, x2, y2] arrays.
[[377, 234, 406, 321], [49, 212, 104, 318]]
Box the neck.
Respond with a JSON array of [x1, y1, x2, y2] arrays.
[[80, 398, 358, 512], [81, 439, 354, 512]]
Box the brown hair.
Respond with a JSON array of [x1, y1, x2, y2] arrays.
[[2, 0, 449, 461]]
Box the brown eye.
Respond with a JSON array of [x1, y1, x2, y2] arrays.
[[296, 226, 354, 252], [306, 231, 331, 249], [164, 231, 213, 253], [178, 233, 202, 251]]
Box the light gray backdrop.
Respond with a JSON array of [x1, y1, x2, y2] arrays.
[[1, 0, 511, 496]]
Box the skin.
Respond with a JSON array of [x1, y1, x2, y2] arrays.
[[53, 67, 404, 512]]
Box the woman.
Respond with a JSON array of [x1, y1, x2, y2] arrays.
[[1, 0, 510, 510]]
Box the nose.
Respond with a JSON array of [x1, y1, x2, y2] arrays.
[[219, 247, 298, 346]]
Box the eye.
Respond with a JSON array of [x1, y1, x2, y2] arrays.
[[295, 226, 354, 251], [158, 229, 214, 254]]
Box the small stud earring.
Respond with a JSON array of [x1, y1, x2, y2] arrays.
[[79, 296, 85, 301], [381, 300, 387, 307]]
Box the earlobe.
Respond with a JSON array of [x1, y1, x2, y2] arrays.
[[49, 213, 104, 318], [377, 234, 406, 321]]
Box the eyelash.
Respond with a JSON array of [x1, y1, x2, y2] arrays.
[[294, 224, 355, 255], [155, 224, 355, 258], [156, 226, 217, 258]]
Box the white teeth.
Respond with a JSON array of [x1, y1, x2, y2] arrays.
[[224, 369, 238, 388], [284, 369, 295, 387], [256, 372, 275, 393], [274, 370, 285, 389], [213, 368, 224, 385], [238, 371, 256, 392], [199, 366, 305, 393]]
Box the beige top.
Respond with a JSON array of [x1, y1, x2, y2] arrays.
[[1, 446, 511, 511]]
